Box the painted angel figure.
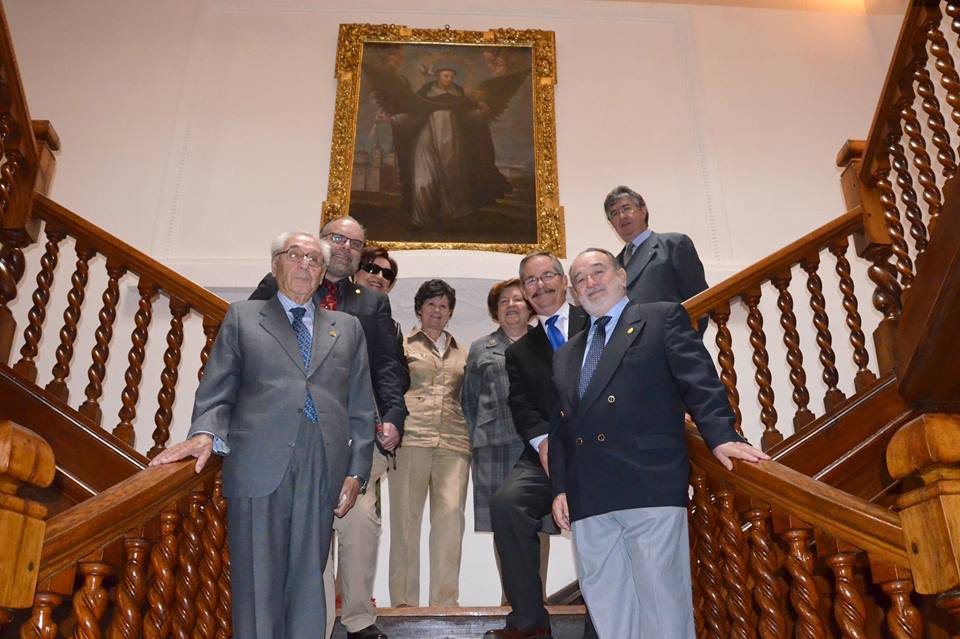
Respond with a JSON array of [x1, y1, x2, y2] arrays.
[[364, 54, 531, 229]]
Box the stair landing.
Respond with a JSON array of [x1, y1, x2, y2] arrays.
[[332, 605, 587, 638]]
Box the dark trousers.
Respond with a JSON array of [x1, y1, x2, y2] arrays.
[[491, 455, 598, 638], [226, 419, 334, 639]]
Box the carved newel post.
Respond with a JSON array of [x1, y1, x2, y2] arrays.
[[886, 413, 960, 595], [0, 419, 55, 608]]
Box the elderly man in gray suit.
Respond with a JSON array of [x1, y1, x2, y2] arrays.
[[151, 230, 376, 639]]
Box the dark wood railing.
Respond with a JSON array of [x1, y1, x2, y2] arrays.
[[3, 194, 227, 456], [684, 208, 890, 451], [683, 424, 952, 638], [0, 0, 43, 368], [856, 0, 960, 295], [9, 458, 231, 639]]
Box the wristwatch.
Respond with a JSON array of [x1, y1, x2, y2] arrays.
[[347, 474, 368, 494]]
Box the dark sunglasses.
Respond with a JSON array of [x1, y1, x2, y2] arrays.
[[360, 261, 397, 282]]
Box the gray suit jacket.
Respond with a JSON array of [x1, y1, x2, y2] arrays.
[[462, 327, 522, 449], [188, 295, 376, 500], [618, 231, 708, 332]]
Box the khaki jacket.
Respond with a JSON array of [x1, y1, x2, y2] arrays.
[[402, 328, 469, 455]]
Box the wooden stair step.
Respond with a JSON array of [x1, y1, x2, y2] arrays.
[[331, 606, 586, 639]]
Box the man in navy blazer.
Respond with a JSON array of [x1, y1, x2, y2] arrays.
[[604, 186, 709, 332], [550, 248, 768, 638]]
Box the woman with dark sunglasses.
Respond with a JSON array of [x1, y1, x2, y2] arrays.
[[356, 246, 403, 354]]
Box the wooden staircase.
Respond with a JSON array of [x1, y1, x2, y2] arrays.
[[4, 0, 960, 636]]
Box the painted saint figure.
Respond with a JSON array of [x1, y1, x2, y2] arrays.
[[364, 54, 530, 229]]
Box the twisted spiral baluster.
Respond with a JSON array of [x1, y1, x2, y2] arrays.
[[79, 263, 126, 424], [771, 272, 813, 430], [114, 282, 158, 445], [743, 289, 780, 449], [745, 508, 787, 639], [691, 468, 727, 639], [710, 302, 742, 434], [13, 228, 66, 380], [147, 298, 190, 457], [826, 552, 867, 639], [783, 528, 826, 639]]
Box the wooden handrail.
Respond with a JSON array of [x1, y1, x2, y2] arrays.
[[686, 423, 908, 566], [32, 194, 229, 320], [684, 207, 863, 319], [0, 2, 36, 165], [857, 0, 937, 183], [0, 366, 146, 491], [0, 1, 38, 232], [39, 457, 221, 581]]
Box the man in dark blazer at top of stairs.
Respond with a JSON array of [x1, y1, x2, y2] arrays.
[[604, 185, 709, 333], [550, 248, 769, 638]]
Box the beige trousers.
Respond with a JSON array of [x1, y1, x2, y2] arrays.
[[324, 450, 390, 636], [388, 445, 470, 607]]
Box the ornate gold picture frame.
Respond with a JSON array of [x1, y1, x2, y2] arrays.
[[322, 24, 565, 256]]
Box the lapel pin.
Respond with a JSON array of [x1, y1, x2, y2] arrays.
[[627, 326, 635, 334], [330, 330, 337, 337]]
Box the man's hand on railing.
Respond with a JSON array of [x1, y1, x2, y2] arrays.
[[148, 434, 214, 473], [711, 441, 770, 471]]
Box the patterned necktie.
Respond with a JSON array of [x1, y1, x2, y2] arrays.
[[319, 281, 338, 311], [289, 307, 318, 423], [545, 314, 565, 351], [579, 315, 611, 399], [622, 242, 634, 265]]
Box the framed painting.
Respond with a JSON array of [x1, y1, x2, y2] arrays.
[[322, 24, 565, 256]]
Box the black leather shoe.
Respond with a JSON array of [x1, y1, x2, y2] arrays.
[[347, 624, 388, 639]]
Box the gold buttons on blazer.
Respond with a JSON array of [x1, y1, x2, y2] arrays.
[[597, 433, 606, 442], [607, 394, 616, 403], [559, 409, 565, 418], [575, 437, 583, 446]]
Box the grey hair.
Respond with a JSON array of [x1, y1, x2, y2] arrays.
[[603, 186, 648, 223], [568, 247, 620, 281], [320, 215, 367, 240], [270, 231, 331, 267], [518, 251, 564, 280]]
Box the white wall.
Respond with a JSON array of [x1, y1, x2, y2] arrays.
[[5, 0, 897, 607]]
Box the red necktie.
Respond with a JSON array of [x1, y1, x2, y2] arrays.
[[319, 281, 338, 311]]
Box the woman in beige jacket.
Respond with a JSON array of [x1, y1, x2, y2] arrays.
[[388, 279, 469, 608]]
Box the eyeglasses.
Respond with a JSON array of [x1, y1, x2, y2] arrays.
[[360, 261, 397, 282], [522, 271, 562, 289], [606, 201, 646, 220], [274, 246, 325, 269], [323, 232, 366, 251]]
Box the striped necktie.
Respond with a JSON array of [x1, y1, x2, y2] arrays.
[[579, 316, 611, 398], [289, 307, 318, 423]]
